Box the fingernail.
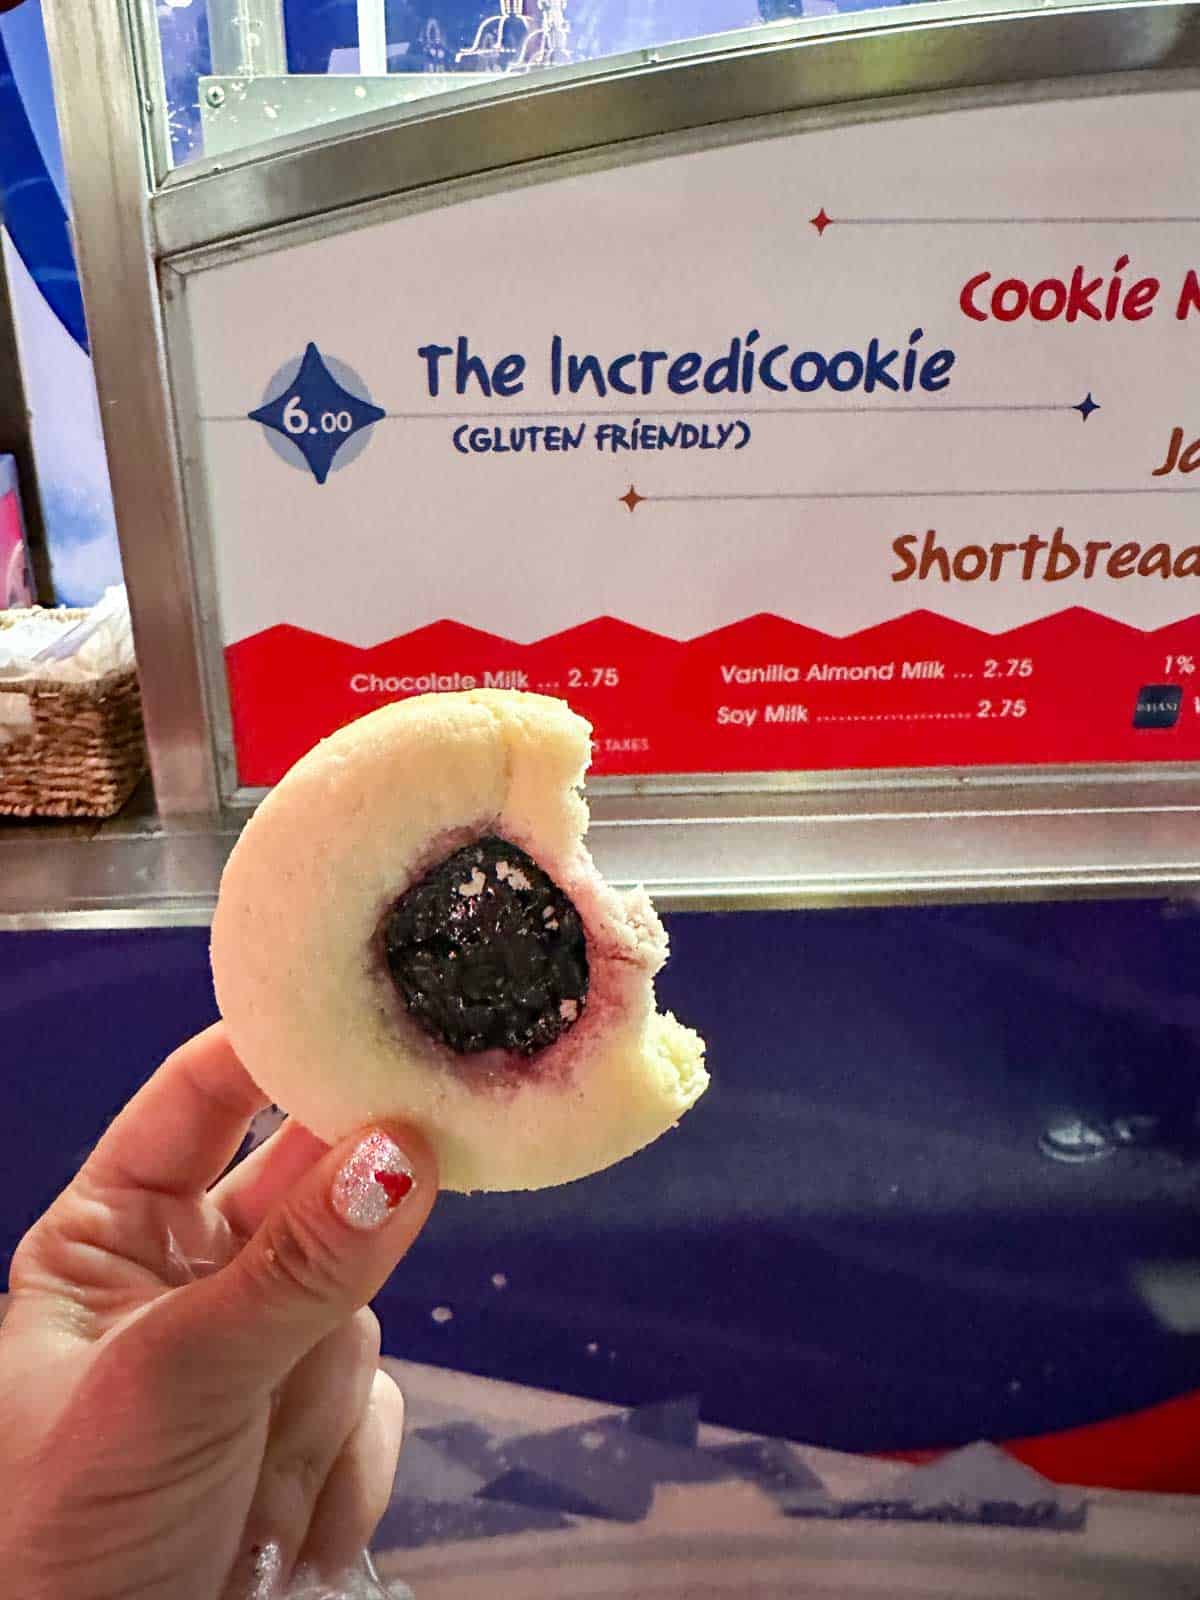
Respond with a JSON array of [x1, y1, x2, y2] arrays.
[[331, 1130, 415, 1230], [249, 1541, 282, 1600]]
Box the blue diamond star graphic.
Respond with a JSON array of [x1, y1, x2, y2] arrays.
[[1073, 392, 1100, 422], [249, 342, 385, 484]]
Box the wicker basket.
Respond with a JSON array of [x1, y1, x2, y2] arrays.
[[0, 607, 148, 818]]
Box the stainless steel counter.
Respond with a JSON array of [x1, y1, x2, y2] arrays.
[[3, 773, 1198, 928], [0, 794, 238, 929]]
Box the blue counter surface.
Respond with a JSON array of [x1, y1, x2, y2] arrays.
[[4, 901, 1199, 1469]]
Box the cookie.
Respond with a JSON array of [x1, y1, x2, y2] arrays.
[[210, 690, 707, 1191]]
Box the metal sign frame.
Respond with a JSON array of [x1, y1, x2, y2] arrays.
[[36, 0, 1200, 907]]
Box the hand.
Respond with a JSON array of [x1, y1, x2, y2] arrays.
[[0, 1025, 438, 1599]]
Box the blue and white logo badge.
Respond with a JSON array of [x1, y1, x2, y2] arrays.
[[249, 343, 385, 485], [1132, 684, 1183, 730]]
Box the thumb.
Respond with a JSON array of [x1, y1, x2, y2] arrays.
[[166, 1124, 437, 1392]]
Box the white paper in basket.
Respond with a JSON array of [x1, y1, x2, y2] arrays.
[[0, 586, 134, 681]]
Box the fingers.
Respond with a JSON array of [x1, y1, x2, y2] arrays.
[[212, 1120, 330, 1240], [298, 1367, 406, 1582], [165, 1121, 438, 1393], [229, 1310, 381, 1591], [81, 1024, 266, 1199]]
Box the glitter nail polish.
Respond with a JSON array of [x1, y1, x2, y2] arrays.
[[331, 1130, 415, 1230], [249, 1541, 282, 1600]]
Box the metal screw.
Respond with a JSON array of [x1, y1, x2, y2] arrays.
[[204, 84, 226, 108]]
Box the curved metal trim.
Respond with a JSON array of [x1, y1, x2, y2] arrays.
[[152, 0, 1200, 257]]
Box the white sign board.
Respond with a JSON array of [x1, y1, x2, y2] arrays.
[[176, 87, 1200, 786]]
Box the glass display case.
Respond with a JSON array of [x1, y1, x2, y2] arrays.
[[22, 0, 1200, 894]]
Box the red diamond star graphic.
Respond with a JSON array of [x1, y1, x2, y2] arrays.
[[810, 208, 832, 236], [619, 485, 644, 513]]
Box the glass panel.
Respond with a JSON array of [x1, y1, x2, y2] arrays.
[[144, 0, 932, 174]]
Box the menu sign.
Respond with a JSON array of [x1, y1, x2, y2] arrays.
[[177, 87, 1200, 786]]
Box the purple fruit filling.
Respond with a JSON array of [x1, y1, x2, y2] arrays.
[[383, 836, 588, 1056]]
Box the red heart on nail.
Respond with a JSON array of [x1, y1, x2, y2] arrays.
[[373, 1169, 414, 1207]]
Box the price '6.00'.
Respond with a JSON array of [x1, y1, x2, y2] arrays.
[[283, 395, 354, 436]]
